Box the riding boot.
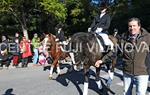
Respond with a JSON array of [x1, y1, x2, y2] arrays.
[[96, 34, 106, 52], [97, 34, 105, 46]]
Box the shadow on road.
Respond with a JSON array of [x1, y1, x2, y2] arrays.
[[55, 69, 114, 95], [2, 88, 15, 95]]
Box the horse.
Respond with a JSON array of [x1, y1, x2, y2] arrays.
[[68, 32, 118, 95], [42, 33, 70, 79]]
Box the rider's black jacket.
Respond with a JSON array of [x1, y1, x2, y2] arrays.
[[90, 13, 111, 34]]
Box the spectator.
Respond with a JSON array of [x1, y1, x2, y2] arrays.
[[11, 38, 20, 67], [0, 35, 12, 68], [38, 45, 46, 65], [20, 36, 32, 67], [32, 33, 40, 66]]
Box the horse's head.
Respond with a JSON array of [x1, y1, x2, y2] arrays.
[[41, 33, 56, 55], [44, 33, 56, 46], [109, 35, 118, 46]]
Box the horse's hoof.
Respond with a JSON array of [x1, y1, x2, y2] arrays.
[[49, 77, 52, 80], [48, 75, 53, 80], [49, 76, 53, 80]]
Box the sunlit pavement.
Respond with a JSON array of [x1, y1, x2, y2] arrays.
[[0, 63, 150, 95]]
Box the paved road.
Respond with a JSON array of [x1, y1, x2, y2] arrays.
[[0, 64, 150, 95]]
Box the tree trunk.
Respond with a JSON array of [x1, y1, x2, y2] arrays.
[[22, 11, 29, 40], [22, 26, 29, 40], [11, 12, 29, 40]]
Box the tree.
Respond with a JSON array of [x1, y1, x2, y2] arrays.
[[39, 0, 67, 22], [129, 0, 150, 31], [109, 0, 150, 33], [62, 0, 94, 34], [0, 0, 37, 39]]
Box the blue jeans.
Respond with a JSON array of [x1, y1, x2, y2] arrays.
[[33, 48, 39, 64], [123, 73, 149, 95]]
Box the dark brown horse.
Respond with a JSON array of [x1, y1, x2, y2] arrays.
[[68, 32, 118, 95], [42, 33, 70, 79]]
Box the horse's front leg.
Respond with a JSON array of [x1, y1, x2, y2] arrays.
[[49, 62, 55, 79], [49, 55, 60, 79], [95, 67, 102, 90], [83, 68, 89, 95]]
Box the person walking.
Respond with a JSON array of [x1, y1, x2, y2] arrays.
[[95, 17, 150, 95], [120, 17, 150, 95]]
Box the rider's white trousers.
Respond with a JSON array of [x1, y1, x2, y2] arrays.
[[97, 32, 114, 50]]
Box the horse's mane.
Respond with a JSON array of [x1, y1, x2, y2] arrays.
[[49, 33, 56, 39], [70, 32, 96, 47], [70, 32, 103, 66]]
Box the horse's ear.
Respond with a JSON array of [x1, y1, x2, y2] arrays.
[[113, 28, 118, 37], [53, 35, 56, 38]]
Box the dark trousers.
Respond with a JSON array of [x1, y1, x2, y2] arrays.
[[0, 60, 11, 67], [0, 54, 11, 68], [22, 57, 28, 67]]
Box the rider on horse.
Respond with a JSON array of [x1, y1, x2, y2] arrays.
[[88, 2, 117, 88], [88, 2, 114, 51], [55, 23, 67, 45]]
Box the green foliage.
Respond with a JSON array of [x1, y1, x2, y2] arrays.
[[109, 0, 150, 34], [0, 0, 150, 37], [63, 0, 93, 33], [70, 8, 81, 17], [0, 0, 40, 36], [0, 0, 14, 12], [40, 0, 67, 22]]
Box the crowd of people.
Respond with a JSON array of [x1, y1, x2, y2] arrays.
[[0, 29, 66, 69], [0, 33, 33, 68]]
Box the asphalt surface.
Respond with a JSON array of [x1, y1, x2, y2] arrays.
[[0, 63, 150, 95]]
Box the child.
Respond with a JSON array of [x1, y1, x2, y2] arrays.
[[38, 45, 46, 65], [38, 53, 46, 65]]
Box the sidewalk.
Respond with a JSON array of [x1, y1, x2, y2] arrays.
[[0, 62, 39, 70]]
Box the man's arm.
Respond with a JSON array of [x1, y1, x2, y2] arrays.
[[95, 50, 115, 67]]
